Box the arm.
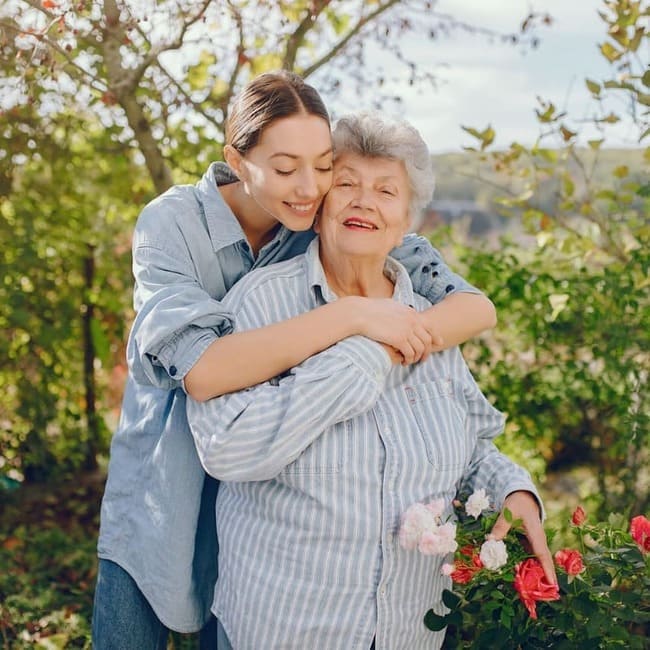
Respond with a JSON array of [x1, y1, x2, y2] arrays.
[[130, 211, 428, 399], [187, 336, 390, 481], [391, 233, 497, 350], [184, 295, 424, 401], [455, 364, 555, 583]]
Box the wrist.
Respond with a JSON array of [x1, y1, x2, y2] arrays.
[[335, 296, 365, 337]]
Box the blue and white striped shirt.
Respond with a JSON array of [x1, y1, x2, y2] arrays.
[[187, 238, 539, 649]]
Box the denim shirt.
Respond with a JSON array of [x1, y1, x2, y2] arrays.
[[97, 162, 481, 632]]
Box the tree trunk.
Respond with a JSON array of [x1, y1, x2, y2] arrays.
[[82, 244, 99, 472]]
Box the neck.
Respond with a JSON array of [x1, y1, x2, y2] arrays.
[[319, 241, 394, 299], [220, 181, 280, 255]]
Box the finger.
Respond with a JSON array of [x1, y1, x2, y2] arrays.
[[408, 333, 427, 363], [488, 513, 511, 541], [523, 521, 557, 585], [396, 340, 416, 365]]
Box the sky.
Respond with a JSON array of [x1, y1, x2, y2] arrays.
[[317, 0, 642, 153]]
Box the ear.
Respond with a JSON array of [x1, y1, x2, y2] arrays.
[[223, 145, 247, 180]]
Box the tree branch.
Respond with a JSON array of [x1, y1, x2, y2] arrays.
[[283, 0, 331, 71], [301, 0, 401, 78]]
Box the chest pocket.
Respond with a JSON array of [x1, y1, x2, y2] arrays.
[[405, 379, 471, 470]]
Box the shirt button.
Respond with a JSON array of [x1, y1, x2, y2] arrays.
[[169, 365, 177, 376], [445, 284, 455, 293]]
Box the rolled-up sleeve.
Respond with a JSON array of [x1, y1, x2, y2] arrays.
[[390, 233, 482, 305], [127, 241, 234, 391], [187, 336, 391, 481], [457, 364, 544, 517]]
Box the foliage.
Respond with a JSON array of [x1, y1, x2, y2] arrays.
[[451, 0, 649, 517], [0, 479, 213, 649], [0, 0, 548, 192], [0, 107, 144, 481], [422, 501, 650, 649]]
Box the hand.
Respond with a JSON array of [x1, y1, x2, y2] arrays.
[[417, 311, 445, 352], [355, 298, 433, 365], [489, 490, 557, 586], [380, 343, 405, 365]]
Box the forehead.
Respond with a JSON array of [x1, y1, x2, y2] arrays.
[[333, 151, 408, 183], [256, 113, 332, 156]]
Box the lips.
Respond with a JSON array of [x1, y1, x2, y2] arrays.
[[285, 201, 316, 214], [343, 217, 377, 230]]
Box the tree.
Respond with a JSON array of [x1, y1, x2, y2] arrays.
[[0, 0, 549, 191]]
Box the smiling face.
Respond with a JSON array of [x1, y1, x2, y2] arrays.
[[229, 113, 333, 231], [316, 151, 411, 260]]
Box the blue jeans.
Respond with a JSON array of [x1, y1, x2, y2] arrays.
[[92, 558, 218, 649]]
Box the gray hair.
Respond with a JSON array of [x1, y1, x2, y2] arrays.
[[331, 111, 435, 228]]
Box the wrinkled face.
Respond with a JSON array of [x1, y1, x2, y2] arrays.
[[316, 151, 411, 259], [236, 113, 333, 230]]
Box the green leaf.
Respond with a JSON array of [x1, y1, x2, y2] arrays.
[[637, 183, 650, 197], [423, 609, 448, 631], [442, 589, 462, 610], [585, 79, 601, 95], [600, 41, 624, 62]]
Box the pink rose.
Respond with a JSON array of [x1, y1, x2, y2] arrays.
[[554, 548, 584, 575], [571, 506, 586, 526], [630, 515, 650, 553], [418, 522, 458, 556], [513, 558, 560, 619], [399, 503, 437, 550]]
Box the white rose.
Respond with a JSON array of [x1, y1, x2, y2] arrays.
[[465, 488, 490, 519], [479, 539, 508, 570]]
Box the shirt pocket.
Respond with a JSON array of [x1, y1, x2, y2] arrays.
[[404, 379, 471, 470], [280, 420, 346, 477]]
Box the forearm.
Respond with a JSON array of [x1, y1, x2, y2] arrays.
[[422, 292, 496, 351], [185, 297, 363, 401], [188, 337, 390, 480], [459, 441, 541, 514]]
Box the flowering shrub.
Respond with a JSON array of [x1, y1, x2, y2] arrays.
[[401, 495, 650, 648]]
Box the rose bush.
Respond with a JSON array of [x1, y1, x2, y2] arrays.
[[402, 495, 650, 648]]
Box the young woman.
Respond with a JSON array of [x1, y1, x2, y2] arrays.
[[92, 71, 497, 649]]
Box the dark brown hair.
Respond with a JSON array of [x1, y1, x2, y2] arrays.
[[226, 71, 330, 154]]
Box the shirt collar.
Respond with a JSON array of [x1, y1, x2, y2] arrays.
[[306, 237, 416, 306], [196, 162, 293, 254]]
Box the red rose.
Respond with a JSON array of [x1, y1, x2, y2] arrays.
[[630, 515, 650, 553], [513, 558, 560, 619], [571, 506, 586, 526], [451, 548, 483, 584], [554, 548, 584, 575]]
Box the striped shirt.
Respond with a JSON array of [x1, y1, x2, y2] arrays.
[[187, 238, 539, 649]]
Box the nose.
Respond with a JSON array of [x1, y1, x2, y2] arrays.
[[295, 169, 320, 200], [350, 184, 374, 210]]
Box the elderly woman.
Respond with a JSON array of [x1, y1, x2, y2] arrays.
[[187, 113, 553, 649]]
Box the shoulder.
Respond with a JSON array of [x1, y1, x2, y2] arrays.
[[134, 184, 202, 248], [223, 255, 308, 311]]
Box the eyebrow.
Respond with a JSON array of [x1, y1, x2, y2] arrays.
[[269, 148, 333, 160], [335, 165, 399, 182]]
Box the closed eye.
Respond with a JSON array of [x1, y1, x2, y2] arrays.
[[275, 169, 295, 176]]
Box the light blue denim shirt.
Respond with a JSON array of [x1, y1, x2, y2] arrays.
[[187, 239, 540, 649], [97, 162, 482, 632]]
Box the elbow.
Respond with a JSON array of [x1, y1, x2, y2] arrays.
[[184, 369, 219, 402], [483, 296, 497, 330]]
